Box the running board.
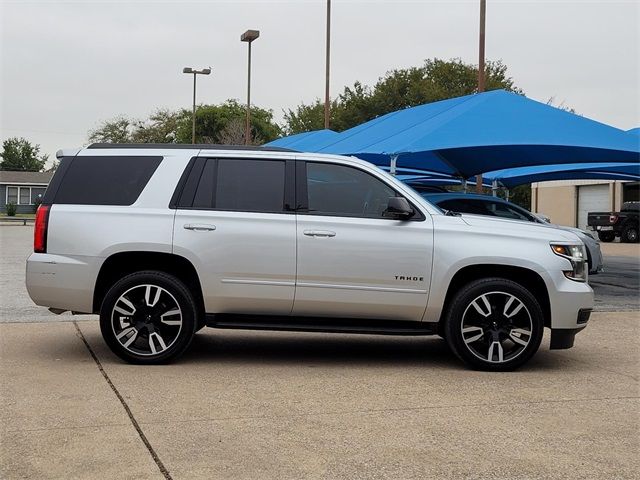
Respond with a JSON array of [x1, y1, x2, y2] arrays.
[[205, 314, 438, 336]]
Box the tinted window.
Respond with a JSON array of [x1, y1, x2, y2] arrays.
[[306, 163, 396, 218], [215, 159, 285, 213], [437, 199, 487, 215], [192, 159, 215, 209], [52, 156, 162, 206], [484, 201, 534, 221]]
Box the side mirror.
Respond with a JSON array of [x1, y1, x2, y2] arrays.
[[383, 196, 415, 219]]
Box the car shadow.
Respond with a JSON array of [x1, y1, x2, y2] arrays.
[[178, 330, 462, 369]]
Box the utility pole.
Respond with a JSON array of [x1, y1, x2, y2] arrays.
[[324, 0, 331, 129], [475, 0, 486, 193]]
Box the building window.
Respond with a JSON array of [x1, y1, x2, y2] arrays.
[[5, 186, 45, 205], [7, 187, 18, 204], [19, 188, 30, 205]]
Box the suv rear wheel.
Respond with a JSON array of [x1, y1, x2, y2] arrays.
[[99, 271, 198, 364], [444, 278, 544, 371], [621, 223, 639, 243]]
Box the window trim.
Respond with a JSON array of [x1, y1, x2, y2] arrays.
[[173, 157, 296, 215], [296, 161, 425, 221], [5, 185, 44, 206]]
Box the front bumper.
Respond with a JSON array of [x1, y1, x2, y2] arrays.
[[547, 276, 593, 329]]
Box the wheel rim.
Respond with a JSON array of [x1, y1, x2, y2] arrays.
[[460, 291, 533, 364], [628, 229, 638, 241], [111, 284, 183, 356]]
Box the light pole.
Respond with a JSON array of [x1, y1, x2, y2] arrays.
[[241, 29, 260, 145], [182, 67, 211, 144], [475, 0, 486, 193], [324, 0, 331, 129]]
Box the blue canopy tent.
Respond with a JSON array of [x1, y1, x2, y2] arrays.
[[300, 90, 640, 177], [483, 162, 640, 189], [628, 127, 640, 136], [266, 129, 339, 150]]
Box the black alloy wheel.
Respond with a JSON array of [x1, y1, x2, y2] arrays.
[[444, 278, 544, 371], [100, 271, 198, 364]]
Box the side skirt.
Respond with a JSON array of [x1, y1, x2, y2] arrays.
[[205, 314, 438, 336]]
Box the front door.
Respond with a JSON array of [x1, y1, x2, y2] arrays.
[[173, 157, 296, 315], [293, 161, 433, 321]]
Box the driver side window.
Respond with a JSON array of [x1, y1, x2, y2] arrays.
[[305, 162, 396, 218]]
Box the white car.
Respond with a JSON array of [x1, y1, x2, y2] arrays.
[[26, 145, 593, 371]]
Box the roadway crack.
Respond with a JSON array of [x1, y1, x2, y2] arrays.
[[73, 321, 172, 480]]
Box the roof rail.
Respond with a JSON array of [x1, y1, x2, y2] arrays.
[[87, 143, 297, 152]]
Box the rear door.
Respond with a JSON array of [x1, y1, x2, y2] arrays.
[[172, 156, 297, 315], [293, 160, 433, 321]]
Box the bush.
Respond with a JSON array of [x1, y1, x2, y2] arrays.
[[6, 202, 17, 216]]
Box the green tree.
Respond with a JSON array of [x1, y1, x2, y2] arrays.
[[88, 101, 281, 145], [88, 117, 133, 144], [0, 137, 48, 172], [175, 100, 281, 144], [284, 58, 521, 134]]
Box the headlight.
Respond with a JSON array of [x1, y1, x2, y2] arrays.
[[550, 243, 587, 282]]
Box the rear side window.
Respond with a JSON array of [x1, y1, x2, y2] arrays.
[[177, 158, 289, 214], [216, 159, 285, 212], [49, 156, 162, 206]]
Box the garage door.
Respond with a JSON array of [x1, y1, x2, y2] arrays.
[[577, 184, 610, 230]]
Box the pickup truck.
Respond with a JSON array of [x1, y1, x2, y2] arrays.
[[588, 201, 639, 243]]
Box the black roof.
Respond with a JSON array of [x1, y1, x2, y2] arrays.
[[87, 143, 296, 152]]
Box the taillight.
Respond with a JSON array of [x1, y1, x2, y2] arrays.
[[609, 214, 618, 224], [34, 205, 50, 253]]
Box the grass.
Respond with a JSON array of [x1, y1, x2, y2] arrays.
[[0, 213, 35, 218]]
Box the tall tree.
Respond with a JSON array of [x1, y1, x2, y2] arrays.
[[0, 137, 48, 172], [284, 58, 522, 134]]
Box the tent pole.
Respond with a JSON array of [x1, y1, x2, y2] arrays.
[[505, 188, 510, 202], [462, 178, 468, 193], [492, 180, 498, 197], [390, 155, 398, 176]]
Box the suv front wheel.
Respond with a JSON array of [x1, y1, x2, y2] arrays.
[[444, 278, 544, 371], [99, 271, 198, 364]]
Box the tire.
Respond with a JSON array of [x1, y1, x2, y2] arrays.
[[99, 271, 198, 364], [443, 278, 544, 371], [621, 224, 639, 243], [597, 231, 615, 242]]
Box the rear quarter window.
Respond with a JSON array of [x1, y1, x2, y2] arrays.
[[47, 156, 162, 206]]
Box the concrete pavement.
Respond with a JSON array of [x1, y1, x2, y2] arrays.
[[1, 225, 639, 479], [1, 313, 638, 479]]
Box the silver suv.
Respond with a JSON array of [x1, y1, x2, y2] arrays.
[[26, 145, 593, 370]]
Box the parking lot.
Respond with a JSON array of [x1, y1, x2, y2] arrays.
[[1, 225, 638, 479]]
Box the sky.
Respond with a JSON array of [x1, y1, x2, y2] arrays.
[[1, 0, 639, 165]]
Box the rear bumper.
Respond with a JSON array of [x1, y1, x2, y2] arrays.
[[26, 253, 99, 314]]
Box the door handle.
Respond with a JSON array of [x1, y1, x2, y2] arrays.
[[303, 230, 336, 237], [183, 223, 216, 231]]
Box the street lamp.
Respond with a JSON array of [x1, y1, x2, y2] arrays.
[[241, 29, 260, 145], [182, 66, 211, 144]]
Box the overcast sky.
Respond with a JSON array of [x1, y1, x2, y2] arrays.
[[1, 0, 638, 165]]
